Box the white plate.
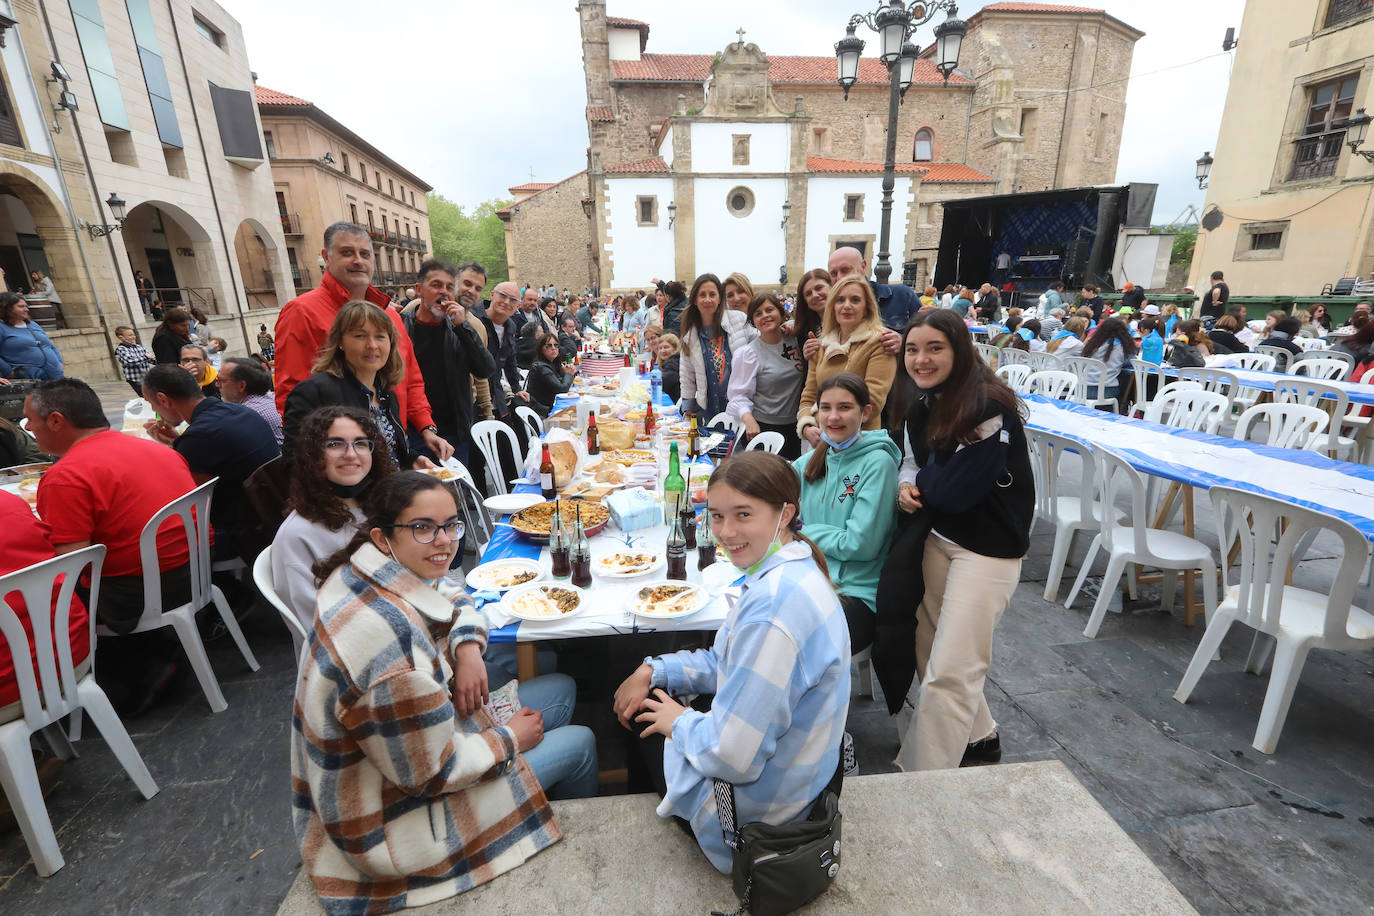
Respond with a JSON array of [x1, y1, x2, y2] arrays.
[[699, 560, 742, 592], [484, 492, 546, 516], [467, 558, 544, 592], [593, 550, 664, 579], [503, 582, 586, 622], [627, 580, 706, 619]]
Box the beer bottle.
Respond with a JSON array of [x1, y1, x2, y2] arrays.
[[666, 494, 687, 581], [539, 443, 556, 499], [586, 413, 600, 455], [687, 414, 699, 459]]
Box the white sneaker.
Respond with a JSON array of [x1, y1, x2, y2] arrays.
[[841, 731, 858, 777]]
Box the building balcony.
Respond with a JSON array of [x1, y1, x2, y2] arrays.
[[280, 212, 303, 236], [290, 266, 311, 288], [368, 228, 384, 242], [1289, 131, 1344, 182], [384, 231, 399, 245]]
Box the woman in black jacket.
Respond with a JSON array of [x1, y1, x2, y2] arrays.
[[151, 307, 194, 364], [282, 301, 426, 469], [525, 333, 575, 416], [1206, 314, 1249, 355], [877, 309, 1032, 773]]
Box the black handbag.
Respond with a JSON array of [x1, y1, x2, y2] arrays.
[[709, 761, 843, 916]]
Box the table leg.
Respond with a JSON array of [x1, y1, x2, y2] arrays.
[[1181, 485, 1197, 627], [516, 643, 539, 681]]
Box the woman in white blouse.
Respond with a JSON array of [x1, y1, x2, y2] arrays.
[[727, 293, 806, 458]]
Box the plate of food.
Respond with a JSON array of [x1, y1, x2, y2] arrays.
[[503, 583, 585, 621], [419, 466, 462, 482], [561, 480, 622, 501], [604, 448, 657, 466], [508, 498, 611, 543], [594, 550, 663, 578], [629, 581, 707, 619], [467, 558, 543, 592]]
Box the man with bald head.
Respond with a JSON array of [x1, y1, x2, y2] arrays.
[[827, 245, 921, 331], [473, 280, 531, 490]]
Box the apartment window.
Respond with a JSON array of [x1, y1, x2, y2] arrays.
[[263, 131, 276, 158], [636, 195, 657, 226], [375, 170, 381, 189], [732, 134, 750, 166], [357, 160, 366, 180], [1093, 112, 1109, 159], [126, 0, 183, 147], [843, 194, 864, 221], [388, 178, 395, 197], [399, 184, 405, 201], [71, 0, 131, 130], [341, 151, 350, 174], [1290, 75, 1358, 180], [192, 12, 224, 46], [349, 203, 358, 223], [1325, 0, 1373, 28], [410, 191, 416, 207], [1235, 220, 1290, 261], [366, 210, 375, 230], [913, 128, 933, 161], [0, 66, 22, 148]]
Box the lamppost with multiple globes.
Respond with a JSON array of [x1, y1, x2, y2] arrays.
[[834, 0, 966, 285]]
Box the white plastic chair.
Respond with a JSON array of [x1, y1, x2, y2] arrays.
[[1173, 486, 1374, 753], [96, 478, 261, 713], [1255, 344, 1293, 374], [1232, 403, 1329, 450], [1141, 387, 1229, 434], [974, 342, 1000, 367], [515, 405, 544, 444], [1062, 356, 1117, 410], [1290, 356, 1351, 382], [708, 411, 746, 440], [1027, 429, 1123, 602], [1126, 358, 1168, 416], [471, 419, 520, 495], [1228, 352, 1277, 373], [997, 347, 1028, 367], [0, 546, 158, 875], [1176, 367, 1239, 416], [252, 546, 307, 668], [745, 431, 784, 454], [1027, 369, 1077, 400], [1065, 448, 1218, 638], [1273, 377, 1356, 459], [995, 364, 1032, 393], [1291, 349, 1353, 378], [1025, 350, 1062, 373]]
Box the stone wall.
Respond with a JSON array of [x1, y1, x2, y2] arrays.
[[507, 176, 593, 291]]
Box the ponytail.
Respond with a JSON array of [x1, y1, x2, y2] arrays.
[[803, 441, 830, 483]]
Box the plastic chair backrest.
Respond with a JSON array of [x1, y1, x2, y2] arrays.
[[515, 405, 543, 443], [1290, 357, 1351, 381], [997, 348, 1028, 366], [1026, 428, 1095, 527], [1142, 387, 1229, 433], [252, 546, 306, 665], [974, 343, 999, 366], [1232, 403, 1329, 449], [1255, 345, 1292, 373], [1229, 352, 1277, 373], [0, 545, 105, 730], [1062, 356, 1111, 401], [133, 478, 217, 630], [1176, 367, 1239, 412], [470, 420, 519, 495], [1093, 447, 1152, 556], [745, 431, 784, 454], [1128, 358, 1166, 408], [1025, 351, 1062, 372], [995, 364, 1032, 392], [1027, 369, 1077, 400], [1210, 485, 1366, 640], [708, 411, 745, 439]]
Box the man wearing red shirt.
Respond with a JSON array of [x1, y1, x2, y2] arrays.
[[272, 221, 453, 461]]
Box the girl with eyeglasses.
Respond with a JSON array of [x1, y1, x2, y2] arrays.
[[271, 405, 397, 631], [294, 471, 597, 914]]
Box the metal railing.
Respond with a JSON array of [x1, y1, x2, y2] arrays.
[[290, 266, 312, 289], [149, 286, 219, 314], [280, 212, 303, 236], [1289, 131, 1344, 181]]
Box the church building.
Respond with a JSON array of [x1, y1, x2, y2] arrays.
[[501, 2, 1143, 294]]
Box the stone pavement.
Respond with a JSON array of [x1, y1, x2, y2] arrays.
[[1, 394, 1371, 913]]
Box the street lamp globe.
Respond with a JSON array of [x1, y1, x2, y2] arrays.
[[875, 1, 908, 64], [1195, 151, 1214, 188], [898, 41, 919, 93], [1344, 108, 1372, 150], [834, 25, 865, 97], [932, 15, 968, 82], [105, 191, 127, 223]]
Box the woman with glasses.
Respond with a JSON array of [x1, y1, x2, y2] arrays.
[[525, 332, 576, 417], [271, 405, 397, 631], [294, 471, 597, 914]]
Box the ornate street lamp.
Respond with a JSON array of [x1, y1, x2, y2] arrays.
[[1195, 151, 1214, 189], [84, 191, 128, 238], [1340, 108, 1374, 163], [834, 0, 966, 286]]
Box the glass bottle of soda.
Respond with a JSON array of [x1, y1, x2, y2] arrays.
[[586, 413, 600, 455], [665, 494, 687, 581], [679, 467, 697, 549], [696, 510, 716, 571], [571, 503, 592, 588], [539, 444, 556, 500], [549, 501, 571, 579], [663, 442, 684, 525], [643, 398, 655, 438]]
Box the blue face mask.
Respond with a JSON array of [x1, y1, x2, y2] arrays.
[[820, 429, 862, 451]]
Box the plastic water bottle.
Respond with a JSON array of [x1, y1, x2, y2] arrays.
[[649, 366, 662, 407]]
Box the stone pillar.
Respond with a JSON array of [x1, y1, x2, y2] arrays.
[[786, 96, 811, 287], [671, 116, 694, 281]]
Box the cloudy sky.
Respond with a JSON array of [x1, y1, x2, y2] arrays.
[[229, 0, 1243, 225]]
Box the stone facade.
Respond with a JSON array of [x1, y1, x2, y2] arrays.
[[501, 172, 595, 291]]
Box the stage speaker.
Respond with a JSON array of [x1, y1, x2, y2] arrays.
[[1124, 183, 1157, 229]]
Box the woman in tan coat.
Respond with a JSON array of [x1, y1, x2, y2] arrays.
[[797, 276, 895, 447]]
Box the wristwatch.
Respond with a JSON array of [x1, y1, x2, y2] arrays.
[[421, 425, 439, 435]]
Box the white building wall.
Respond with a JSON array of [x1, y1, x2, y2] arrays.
[[693, 177, 788, 280], [690, 122, 790, 173], [604, 176, 675, 289], [608, 28, 640, 62], [803, 176, 916, 267], [660, 125, 673, 168], [1, 14, 56, 161]]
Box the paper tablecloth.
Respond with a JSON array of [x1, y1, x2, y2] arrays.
[[1162, 364, 1374, 407]]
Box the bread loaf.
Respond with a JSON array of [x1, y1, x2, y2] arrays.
[[549, 441, 578, 488], [598, 419, 636, 450]]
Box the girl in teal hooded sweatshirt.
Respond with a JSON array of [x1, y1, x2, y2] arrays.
[[791, 372, 900, 652]]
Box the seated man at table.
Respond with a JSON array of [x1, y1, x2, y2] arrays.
[[216, 355, 283, 446], [142, 364, 280, 562], [178, 343, 220, 399], [24, 379, 197, 713]]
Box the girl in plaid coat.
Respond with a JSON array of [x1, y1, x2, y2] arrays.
[[292, 472, 595, 914]]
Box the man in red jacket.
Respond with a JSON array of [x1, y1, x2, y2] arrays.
[[273, 221, 453, 461]]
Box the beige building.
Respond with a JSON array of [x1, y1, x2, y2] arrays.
[[1189, 0, 1374, 295], [254, 87, 431, 299], [0, 0, 291, 380], [503, 1, 1142, 292]]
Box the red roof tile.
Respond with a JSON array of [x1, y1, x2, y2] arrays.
[[606, 16, 649, 29], [604, 156, 669, 173], [611, 54, 969, 86], [509, 182, 556, 193], [917, 163, 996, 182], [981, 2, 1104, 12], [587, 105, 615, 122], [254, 86, 310, 107], [806, 157, 993, 182]]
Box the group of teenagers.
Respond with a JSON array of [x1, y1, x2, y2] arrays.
[[286, 261, 1034, 913]]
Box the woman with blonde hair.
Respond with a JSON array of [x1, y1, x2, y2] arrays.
[[1046, 316, 1088, 356], [797, 276, 895, 447], [722, 272, 755, 313]]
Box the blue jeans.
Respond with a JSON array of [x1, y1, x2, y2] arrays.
[[515, 673, 599, 799]]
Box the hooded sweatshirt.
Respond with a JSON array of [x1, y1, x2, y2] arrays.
[[791, 429, 900, 607]]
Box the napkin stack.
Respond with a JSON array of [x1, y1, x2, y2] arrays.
[[606, 487, 660, 532]]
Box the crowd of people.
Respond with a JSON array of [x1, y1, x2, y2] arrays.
[[7, 225, 1374, 914]]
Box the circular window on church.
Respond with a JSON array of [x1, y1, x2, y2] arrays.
[[726, 186, 755, 218]]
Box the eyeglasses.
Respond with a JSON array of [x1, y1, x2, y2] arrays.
[[322, 437, 375, 456], [385, 519, 464, 544], [179, 356, 204, 364], [493, 291, 521, 304]]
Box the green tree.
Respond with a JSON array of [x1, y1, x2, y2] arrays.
[[426, 193, 512, 290], [1170, 227, 1197, 265]]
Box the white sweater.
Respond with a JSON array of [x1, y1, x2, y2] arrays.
[[271, 507, 364, 631], [678, 308, 756, 411]]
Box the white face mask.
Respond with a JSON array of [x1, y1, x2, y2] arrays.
[[743, 508, 788, 574]]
